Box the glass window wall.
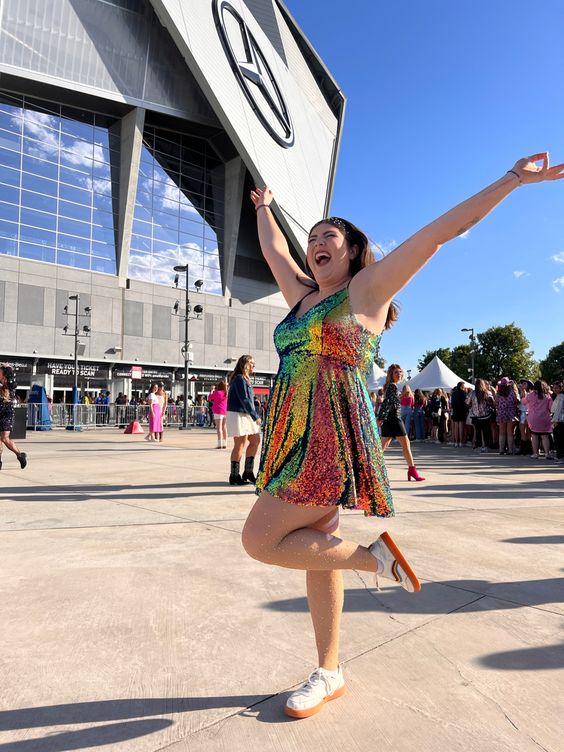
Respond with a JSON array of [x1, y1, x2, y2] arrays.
[[0, 91, 118, 274], [129, 126, 223, 295]]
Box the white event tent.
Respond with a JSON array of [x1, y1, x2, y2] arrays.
[[366, 363, 387, 390], [407, 356, 473, 392]]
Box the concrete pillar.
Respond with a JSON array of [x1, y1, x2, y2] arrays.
[[110, 108, 146, 287], [221, 157, 246, 302]]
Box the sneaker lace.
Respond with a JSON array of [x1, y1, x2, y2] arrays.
[[294, 669, 331, 697]]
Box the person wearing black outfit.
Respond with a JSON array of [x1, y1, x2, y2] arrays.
[[0, 364, 27, 471], [450, 382, 469, 447], [378, 364, 424, 481], [226, 355, 261, 485]]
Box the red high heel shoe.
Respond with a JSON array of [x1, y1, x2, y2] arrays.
[[407, 465, 425, 481]]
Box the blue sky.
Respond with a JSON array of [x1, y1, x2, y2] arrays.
[[286, 0, 564, 375]]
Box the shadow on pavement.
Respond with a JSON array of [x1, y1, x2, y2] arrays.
[[501, 535, 564, 544], [477, 643, 564, 671], [261, 579, 564, 614], [0, 693, 291, 751]]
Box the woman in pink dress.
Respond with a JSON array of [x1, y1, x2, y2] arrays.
[[522, 380, 553, 459], [208, 380, 228, 449], [146, 383, 162, 442]]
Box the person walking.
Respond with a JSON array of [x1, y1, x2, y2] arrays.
[[378, 365, 425, 481], [523, 380, 554, 459], [495, 377, 519, 454], [208, 380, 228, 448], [227, 355, 261, 485], [0, 364, 27, 470], [242, 153, 563, 719]]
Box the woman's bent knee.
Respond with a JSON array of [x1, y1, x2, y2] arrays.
[[241, 519, 275, 563]]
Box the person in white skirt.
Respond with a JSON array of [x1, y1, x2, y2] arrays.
[[227, 355, 261, 485]]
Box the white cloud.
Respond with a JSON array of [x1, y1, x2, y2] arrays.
[[513, 271, 530, 279], [552, 276, 564, 293], [551, 252, 564, 263]]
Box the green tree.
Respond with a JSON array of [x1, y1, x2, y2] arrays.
[[476, 324, 539, 382], [374, 354, 386, 369], [539, 342, 564, 383], [449, 344, 473, 381], [417, 348, 452, 371]]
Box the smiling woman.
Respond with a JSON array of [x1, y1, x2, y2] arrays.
[[240, 153, 564, 719]]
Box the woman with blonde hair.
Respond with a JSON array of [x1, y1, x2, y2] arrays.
[[399, 383, 415, 438], [241, 154, 563, 719], [379, 365, 425, 481], [227, 355, 261, 484]]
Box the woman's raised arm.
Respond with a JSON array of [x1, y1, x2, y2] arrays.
[[356, 153, 564, 307], [250, 187, 313, 308]]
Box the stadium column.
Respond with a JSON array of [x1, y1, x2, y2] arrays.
[[110, 107, 146, 287], [221, 156, 246, 303]]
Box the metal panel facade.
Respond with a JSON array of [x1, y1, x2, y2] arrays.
[[149, 0, 342, 247]]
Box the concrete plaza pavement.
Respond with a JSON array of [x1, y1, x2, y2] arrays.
[[0, 428, 563, 752]]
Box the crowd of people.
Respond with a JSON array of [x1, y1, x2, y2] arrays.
[[371, 376, 564, 462]]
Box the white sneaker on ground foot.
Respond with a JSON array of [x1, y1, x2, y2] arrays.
[[368, 532, 421, 593], [284, 666, 346, 719]]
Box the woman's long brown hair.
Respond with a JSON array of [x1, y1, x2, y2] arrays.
[[229, 355, 253, 384]]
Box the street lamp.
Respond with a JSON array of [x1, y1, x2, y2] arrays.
[[461, 327, 475, 382], [62, 293, 91, 428], [173, 265, 204, 428]]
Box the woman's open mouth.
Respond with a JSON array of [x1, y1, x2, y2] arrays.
[[314, 251, 331, 266]]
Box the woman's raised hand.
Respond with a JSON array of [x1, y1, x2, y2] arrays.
[[250, 186, 274, 208], [511, 153, 564, 184]]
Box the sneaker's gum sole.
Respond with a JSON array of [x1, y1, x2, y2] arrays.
[[380, 531, 421, 593], [284, 684, 346, 719]]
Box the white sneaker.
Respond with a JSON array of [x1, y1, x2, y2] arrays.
[[285, 666, 346, 718], [368, 532, 421, 593]]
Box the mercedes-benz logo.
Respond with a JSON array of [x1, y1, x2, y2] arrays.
[[213, 0, 294, 148]]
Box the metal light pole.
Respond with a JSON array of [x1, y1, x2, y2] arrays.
[[461, 327, 475, 382], [173, 266, 204, 429], [63, 294, 91, 428], [69, 293, 80, 397]]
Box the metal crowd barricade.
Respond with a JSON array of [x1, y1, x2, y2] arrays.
[[24, 402, 197, 430]]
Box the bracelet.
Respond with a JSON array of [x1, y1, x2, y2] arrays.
[[255, 203, 271, 212], [507, 169, 522, 184]]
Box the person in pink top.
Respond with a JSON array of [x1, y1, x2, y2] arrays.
[[399, 384, 414, 437], [522, 380, 553, 459], [208, 380, 228, 448]]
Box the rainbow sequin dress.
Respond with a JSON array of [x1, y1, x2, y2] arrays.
[[256, 287, 394, 517]]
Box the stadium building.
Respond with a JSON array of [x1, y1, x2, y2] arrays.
[[0, 0, 344, 402]]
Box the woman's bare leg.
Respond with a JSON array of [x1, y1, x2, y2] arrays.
[[306, 510, 344, 670], [541, 434, 551, 457], [498, 423, 506, 453], [246, 432, 260, 458], [531, 434, 540, 457], [231, 435, 248, 462], [380, 436, 392, 451], [242, 491, 378, 572], [396, 435, 415, 467], [1, 431, 21, 455]]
